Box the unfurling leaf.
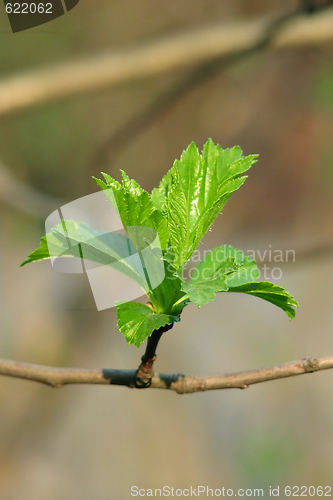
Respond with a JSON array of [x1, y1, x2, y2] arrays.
[[158, 140, 258, 269], [93, 171, 169, 251]]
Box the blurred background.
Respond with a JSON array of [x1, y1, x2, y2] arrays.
[[0, 0, 333, 498]]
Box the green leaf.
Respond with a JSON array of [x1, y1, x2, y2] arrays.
[[93, 171, 169, 251], [193, 244, 260, 288], [162, 139, 258, 268], [180, 255, 235, 306], [21, 235, 50, 266], [178, 245, 259, 308], [177, 245, 298, 319], [150, 168, 174, 212], [181, 278, 228, 307], [21, 220, 152, 292], [226, 282, 299, 319], [116, 301, 180, 347]]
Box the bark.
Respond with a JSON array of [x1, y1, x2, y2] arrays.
[[0, 355, 332, 394]]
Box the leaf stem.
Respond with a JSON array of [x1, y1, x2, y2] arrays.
[[134, 323, 174, 388]]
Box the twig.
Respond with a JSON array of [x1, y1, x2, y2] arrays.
[[134, 323, 174, 388], [0, 9, 333, 117], [0, 355, 332, 394]]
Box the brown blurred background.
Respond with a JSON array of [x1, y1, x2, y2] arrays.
[[0, 1, 333, 498]]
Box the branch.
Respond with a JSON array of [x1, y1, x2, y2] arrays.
[[0, 9, 333, 117], [0, 355, 332, 394]]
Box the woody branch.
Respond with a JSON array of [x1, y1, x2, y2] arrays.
[[0, 355, 332, 394]]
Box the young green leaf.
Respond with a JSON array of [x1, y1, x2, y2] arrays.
[[181, 279, 227, 307], [116, 301, 180, 347], [93, 171, 169, 251], [177, 245, 298, 319], [177, 246, 259, 308], [179, 256, 235, 307], [161, 139, 258, 268], [194, 245, 260, 288], [226, 282, 299, 319], [150, 168, 174, 212], [21, 235, 51, 266], [21, 220, 151, 292]]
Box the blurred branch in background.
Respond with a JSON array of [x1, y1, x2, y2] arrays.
[[0, 8, 332, 119], [0, 355, 332, 393], [0, 160, 63, 218], [93, 4, 333, 169]]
